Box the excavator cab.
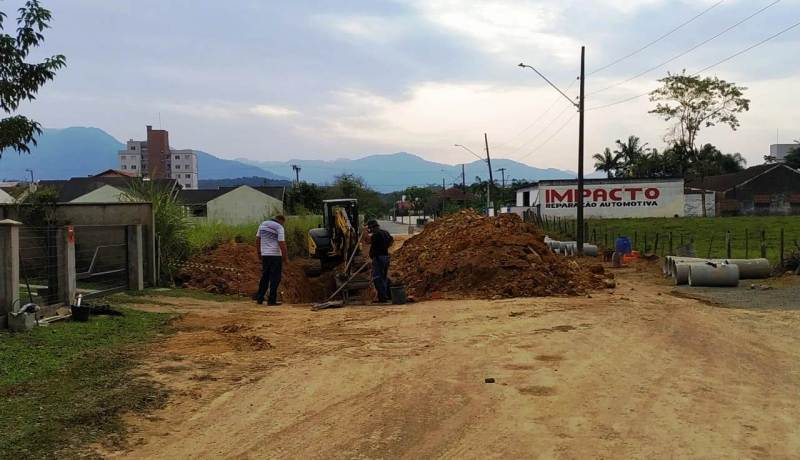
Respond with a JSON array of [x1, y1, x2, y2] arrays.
[[308, 199, 360, 274]]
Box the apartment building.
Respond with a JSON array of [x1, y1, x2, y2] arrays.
[[118, 125, 199, 189]]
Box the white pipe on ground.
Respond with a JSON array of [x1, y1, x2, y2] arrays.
[[688, 262, 740, 287]]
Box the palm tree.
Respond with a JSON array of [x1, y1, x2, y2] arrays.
[[592, 148, 622, 179], [614, 135, 648, 178]]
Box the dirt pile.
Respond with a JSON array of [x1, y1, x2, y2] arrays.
[[176, 241, 334, 303], [393, 210, 608, 299]]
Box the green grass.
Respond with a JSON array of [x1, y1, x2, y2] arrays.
[[186, 215, 322, 258], [543, 215, 800, 264], [109, 287, 243, 303], [0, 308, 175, 458]]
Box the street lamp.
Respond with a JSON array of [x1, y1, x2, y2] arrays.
[[518, 49, 586, 254]]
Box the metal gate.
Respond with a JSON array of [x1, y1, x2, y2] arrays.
[[74, 225, 129, 298], [19, 226, 60, 306]]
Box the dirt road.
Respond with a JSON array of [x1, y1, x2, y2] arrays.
[[104, 266, 800, 459]]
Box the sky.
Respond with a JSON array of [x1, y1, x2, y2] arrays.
[[12, 0, 800, 171]]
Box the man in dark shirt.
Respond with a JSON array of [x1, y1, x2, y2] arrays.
[[367, 220, 394, 303]]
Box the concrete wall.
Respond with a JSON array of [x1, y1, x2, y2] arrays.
[[0, 203, 157, 285], [205, 186, 284, 225], [69, 185, 127, 203], [684, 191, 716, 217]]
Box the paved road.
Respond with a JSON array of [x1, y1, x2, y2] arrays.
[[377, 219, 415, 235]]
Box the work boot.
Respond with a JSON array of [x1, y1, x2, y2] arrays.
[[267, 301, 282, 306]]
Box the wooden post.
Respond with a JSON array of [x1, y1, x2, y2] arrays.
[[633, 231, 637, 252], [644, 232, 648, 254], [726, 230, 732, 259], [780, 227, 785, 268], [707, 234, 715, 259], [0, 219, 22, 329], [745, 228, 749, 259], [760, 229, 767, 259], [668, 231, 673, 256], [592, 227, 597, 244], [654, 233, 660, 256]]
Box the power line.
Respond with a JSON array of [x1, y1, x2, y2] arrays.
[[589, 0, 781, 96], [518, 113, 577, 161], [587, 18, 800, 112], [509, 104, 574, 157], [589, 0, 725, 75], [501, 79, 577, 150]]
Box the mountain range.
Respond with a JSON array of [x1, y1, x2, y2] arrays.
[[0, 127, 583, 192], [0, 127, 288, 182], [238, 154, 578, 192]]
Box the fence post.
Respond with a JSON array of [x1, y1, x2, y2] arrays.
[[654, 233, 660, 256], [760, 229, 767, 259], [780, 227, 785, 268], [745, 228, 749, 259], [644, 233, 648, 254], [726, 230, 732, 259], [57, 225, 77, 306], [668, 231, 673, 256], [633, 231, 637, 252], [127, 225, 145, 291], [0, 219, 22, 329], [707, 233, 715, 259], [592, 227, 597, 244]]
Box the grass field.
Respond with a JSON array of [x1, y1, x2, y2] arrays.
[[0, 308, 174, 458], [186, 215, 322, 258], [542, 215, 800, 265]]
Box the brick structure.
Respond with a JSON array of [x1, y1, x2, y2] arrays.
[[119, 126, 199, 189]]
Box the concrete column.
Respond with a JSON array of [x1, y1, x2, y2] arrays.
[[127, 225, 144, 291], [57, 225, 77, 305], [0, 219, 22, 329]]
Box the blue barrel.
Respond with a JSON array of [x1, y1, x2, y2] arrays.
[[615, 236, 632, 255]]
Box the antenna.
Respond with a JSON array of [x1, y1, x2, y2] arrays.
[[158, 112, 162, 129]]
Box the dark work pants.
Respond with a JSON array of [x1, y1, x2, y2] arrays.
[[256, 256, 283, 304], [372, 255, 391, 301]]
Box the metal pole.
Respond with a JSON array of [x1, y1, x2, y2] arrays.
[[577, 46, 586, 255], [484, 139, 493, 212], [461, 164, 466, 209]]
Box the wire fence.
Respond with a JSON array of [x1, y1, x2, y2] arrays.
[[524, 212, 800, 268], [74, 225, 129, 298], [19, 226, 60, 306]]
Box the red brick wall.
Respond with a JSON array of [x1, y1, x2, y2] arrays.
[[146, 125, 170, 178]]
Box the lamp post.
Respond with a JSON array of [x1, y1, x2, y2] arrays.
[[518, 48, 586, 254]]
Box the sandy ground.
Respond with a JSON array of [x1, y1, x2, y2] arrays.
[[101, 264, 800, 459]]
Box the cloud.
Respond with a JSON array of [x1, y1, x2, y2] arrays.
[[250, 104, 300, 118]]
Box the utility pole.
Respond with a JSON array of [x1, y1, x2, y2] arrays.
[[497, 167, 507, 207], [577, 46, 586, 255], [291, 164, 301, 185], [484, 133, 494, 215], [461, 164, 466, 209]]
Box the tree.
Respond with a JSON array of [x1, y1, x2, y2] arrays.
[[614, 135, 648, 177], [785, 142, 800, 169], [0, 1, 66, 157], [593, 147, 622, 178], [325, 174, 387, 219], [649, 71, 749, 155], [286, 181, 324, 214]]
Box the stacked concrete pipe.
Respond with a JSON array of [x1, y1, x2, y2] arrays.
[[688, 262, 740, 287], [723, 258, 771, 279]]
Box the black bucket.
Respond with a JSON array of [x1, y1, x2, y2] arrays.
[[390, 285, 407, 305], [71, 305, 91, 322]]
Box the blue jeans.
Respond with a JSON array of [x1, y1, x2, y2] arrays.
[[372, 256, 390, 301], [256, 256, 283, 304]]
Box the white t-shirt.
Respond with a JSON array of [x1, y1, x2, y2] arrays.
[[256, 220, 285, 256]]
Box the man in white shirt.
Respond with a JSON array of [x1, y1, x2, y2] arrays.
[[255, 215, 289, 305]]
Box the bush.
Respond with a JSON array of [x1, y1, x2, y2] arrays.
[[186, 215, 322, 258]]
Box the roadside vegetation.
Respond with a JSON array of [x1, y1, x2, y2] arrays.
[[548, 215, 800, 265], [186, 215, 322, 258], [0, 309, 175, 459]]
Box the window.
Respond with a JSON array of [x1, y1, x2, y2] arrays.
[[121, 165, 127, 170], [522, 191, 530, 207], [175, 155, 180, 160], [184, 154, 190, 159], [184, 164, 190, 170], [185, 174, 191, 179], [175, 164, 181, 169], [130, 145, 136, 151], [131, 165, 137, 170]]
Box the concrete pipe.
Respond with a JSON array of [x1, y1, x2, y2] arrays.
[[672, 263, 692, 285], [723, 258, 771, 279], [669, 257, 711, 277], [662, 256, 673, 276], [688, 262, 740, 287]]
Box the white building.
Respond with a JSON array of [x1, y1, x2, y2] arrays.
[[769, 144, 798, 162], [118, 129, 199, 190], [512, 178, 699, 219]]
